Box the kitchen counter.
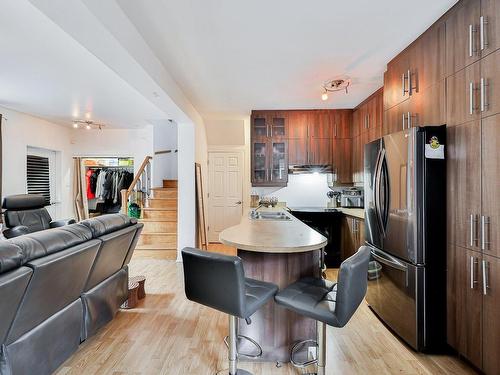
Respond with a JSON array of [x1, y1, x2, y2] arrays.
[[336, 207, 365, 220], [219, 208, 327, 253]]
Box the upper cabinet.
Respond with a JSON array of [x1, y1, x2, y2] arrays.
[[446, 0, 500, 76], [384, 21, 445, 111], [251, 111, 289, 187]]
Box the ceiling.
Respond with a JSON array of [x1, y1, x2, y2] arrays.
[[0, 0, 167, 128], [117, 0, 458, 116], [0, 1, 459, 129]]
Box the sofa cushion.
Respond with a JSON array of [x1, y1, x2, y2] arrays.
[[80, 214, 137, 238], [0, 267, 32, 345], [0, 242, 24, 274], [9, 223, 92, 263], [6, 240, 100, 344]]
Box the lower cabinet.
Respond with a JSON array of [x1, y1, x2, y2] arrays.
[[341, 216, 365, 261], [447, 245, 500, 373]]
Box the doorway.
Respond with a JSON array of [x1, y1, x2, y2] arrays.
[[207, 151, 243, 242]]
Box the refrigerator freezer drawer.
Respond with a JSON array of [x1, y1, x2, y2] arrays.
[[366, 247, 425, 350]]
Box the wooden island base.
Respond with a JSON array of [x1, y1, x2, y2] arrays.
[[237, 249, 321, 363]]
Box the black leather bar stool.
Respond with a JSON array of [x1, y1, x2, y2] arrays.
[[275, 246, 370, 375], [182, 247, 279, 375]]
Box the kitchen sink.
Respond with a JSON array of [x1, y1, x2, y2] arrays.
[[249, 211, 291, 221]]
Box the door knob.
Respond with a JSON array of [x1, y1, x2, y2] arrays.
[[236, 201, 242, 205]]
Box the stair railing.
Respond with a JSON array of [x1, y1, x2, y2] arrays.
[[121, 156, 153, 215]]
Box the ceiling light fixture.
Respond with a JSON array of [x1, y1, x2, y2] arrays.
[[72, 120, 106, 130], [321, 76, 351, 100]]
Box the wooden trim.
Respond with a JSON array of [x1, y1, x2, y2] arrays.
[[126, 156, 152, 195]]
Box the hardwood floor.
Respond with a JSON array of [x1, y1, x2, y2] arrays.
[[56, 245, 477, 375]]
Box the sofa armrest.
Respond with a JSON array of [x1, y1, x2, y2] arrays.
[[3, 225, 30, 239], [49, 218, 76, 228]]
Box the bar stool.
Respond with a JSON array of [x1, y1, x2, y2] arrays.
[[274, 246, 370, 375], [181, 247, 279, 375]]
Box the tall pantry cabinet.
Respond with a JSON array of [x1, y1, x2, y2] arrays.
[[445, 0, 500, 373]]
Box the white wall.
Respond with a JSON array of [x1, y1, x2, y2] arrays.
[[70, 127, 154, 175], [1, 106, 155, 220], [255, 173, 333, 208], [1, 106, 73, 219], [152, 121, 177, 186], [177, 122, 195, 260], [205, 119, 245, 146]]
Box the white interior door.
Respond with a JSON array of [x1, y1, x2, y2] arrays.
[[208, 152, 243, 242]]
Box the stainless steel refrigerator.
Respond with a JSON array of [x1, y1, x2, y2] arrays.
[[364, 125, 446, 352]]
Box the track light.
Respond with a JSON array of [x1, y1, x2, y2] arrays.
[[73, 122, 78, 128], [321, 91, 329, 101]]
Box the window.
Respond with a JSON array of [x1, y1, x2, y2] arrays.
[[26, 154, 51, 205]]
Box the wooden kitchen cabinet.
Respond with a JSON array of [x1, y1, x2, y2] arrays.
[[446, 121, 482, 252], [310, 111, 332, 138], [482, 254, 500, 375], [481, 114, 499, 258], [446, 60, 481, 126], [445, 0, 481, 76], [480, 49, 500, 119], [383, 49, 411, 110], [383, 100, 409, 135], [332, 110, 351, 139], [288, 138, 307, 165], [251, 111, 289, 187], [332, 138, 352, 184], [308, 138, 331, 165], [447, 245, 483, 369], [351, 108, 361, 138], [341, 216, 365, 261], [481, 0, 500, 58]]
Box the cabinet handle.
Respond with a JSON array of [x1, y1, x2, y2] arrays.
[[469, 82, 473, 114], [334, 123, 338, 137], [266, 124, 269, 138], [402, 73, 408, 96], [480, 77, 488, 112], [480, 16, 488, 51], [402, 112, 406, 130], [481, 215, 490, 250], [367, 114, 370, 129], [407, 70, 412, 96], [470, 214, 478, 247], [482, 260, 489, 295], [407, 112, 412, 128], [266, 168, 269, 181], [470, 256, 478, 289], [469, 24, 477, 57]]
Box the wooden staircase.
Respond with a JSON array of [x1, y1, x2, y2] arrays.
[[135, 179, 178, 260]]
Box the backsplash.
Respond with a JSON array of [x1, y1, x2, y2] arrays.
[[254, 174, 343, 207]]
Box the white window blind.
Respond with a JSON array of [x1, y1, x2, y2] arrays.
[[26, 154, 51, 205]]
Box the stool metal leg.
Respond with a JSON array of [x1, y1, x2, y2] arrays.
[[220, 315, 252, 375], [317, 321, 326, 375]]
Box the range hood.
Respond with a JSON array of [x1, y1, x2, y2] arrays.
[[288, 164, 333, 174]]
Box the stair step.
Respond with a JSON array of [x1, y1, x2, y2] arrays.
[[139, 220, 177, 233], [133, 249, 177, 260], [137, 233, 177, 248], [151, 189, 177, 199], [163, 180, 178, 188], [146, 198, 177, 209], [142, 209, 177, 220]]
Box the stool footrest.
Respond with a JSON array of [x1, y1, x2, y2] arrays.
[[224, 334, 263, 359], [290, 339, 318, 368]]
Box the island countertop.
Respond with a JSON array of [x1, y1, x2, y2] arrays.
[[219, 209, 327, 253]]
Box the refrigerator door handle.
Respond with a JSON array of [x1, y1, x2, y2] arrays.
[[375, 148, 387, 237], [370, 248, 407, 272]]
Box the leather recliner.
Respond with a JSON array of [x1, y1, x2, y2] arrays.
[[2, 194, 76, 239]]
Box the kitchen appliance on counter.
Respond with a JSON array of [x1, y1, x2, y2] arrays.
[[326, 190, 340, 208], [340, 187, 364, 208], [364, 125, 446, 352]]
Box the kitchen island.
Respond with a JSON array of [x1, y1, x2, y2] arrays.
[[219, 209, 327, 362]]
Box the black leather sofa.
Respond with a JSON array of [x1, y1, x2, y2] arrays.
[[0, 214, 143, 375], [2, 194, 76, 239]]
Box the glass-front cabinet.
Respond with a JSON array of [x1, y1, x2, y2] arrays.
[[251, 111, 288, 186]]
